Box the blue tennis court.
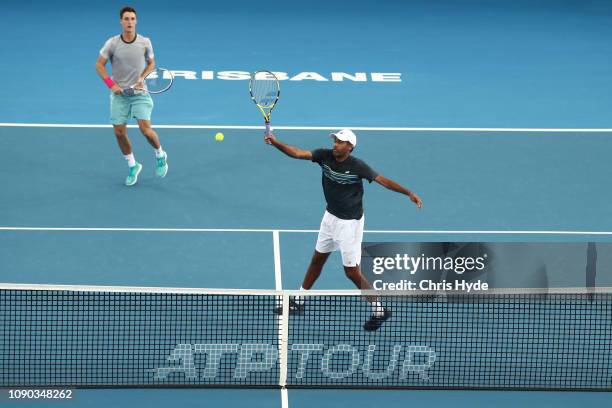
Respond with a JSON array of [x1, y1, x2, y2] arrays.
[[1, 0, 612, 406]]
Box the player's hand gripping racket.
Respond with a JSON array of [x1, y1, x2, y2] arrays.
[[249, 70, 280, 136], [122, 67, 174, 96]]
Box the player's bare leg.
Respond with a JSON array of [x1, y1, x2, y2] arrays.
[[301, 250, 332, 289], [114, 124, 141, 186], [344, 264, 391, 331], [274, 251, 331, 316], [113, 124, 132, 154], [138, 119, 168, 178], [137, 119, 161, 149]]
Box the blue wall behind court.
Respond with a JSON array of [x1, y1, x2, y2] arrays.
[[0, 0, 611, 127]]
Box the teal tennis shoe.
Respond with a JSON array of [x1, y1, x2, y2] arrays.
[[125, 162, 142, 186], [155, 151, 168, 178]]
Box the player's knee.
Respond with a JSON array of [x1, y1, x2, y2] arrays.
[[311, 252, 329, 267], [114, 129, 128, 139], [138, 123, 151, 134], [344, 266, 360, 280], [137, 118, 153, 129]]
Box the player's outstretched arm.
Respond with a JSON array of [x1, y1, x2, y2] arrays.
[[375, 175, 423, 208], [264, 133, 313, 160]]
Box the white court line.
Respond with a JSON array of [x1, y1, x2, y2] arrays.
[[2, 227, 612, 235], [273, 231, 283, 290], [1, 122, 612, 132]]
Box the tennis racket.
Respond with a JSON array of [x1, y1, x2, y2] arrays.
[[249, 70, 280, 135], [122, 67, 174, 96]]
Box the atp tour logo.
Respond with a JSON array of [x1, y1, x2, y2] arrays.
[[152, 343, 436, 382], [166, 71, 402, 83]]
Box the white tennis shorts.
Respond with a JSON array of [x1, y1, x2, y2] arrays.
[[315, 211, 365, 267]]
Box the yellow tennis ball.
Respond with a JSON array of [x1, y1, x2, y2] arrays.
[[215, 132, 224, 141]]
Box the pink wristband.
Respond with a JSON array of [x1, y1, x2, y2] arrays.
[[103, 77, 115, 89]]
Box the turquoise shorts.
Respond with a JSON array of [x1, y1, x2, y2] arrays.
[[110, 92, 154, 125]]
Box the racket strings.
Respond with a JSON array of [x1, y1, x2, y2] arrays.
[[251, 79, 279, 108], [144, 68, 173, 93]]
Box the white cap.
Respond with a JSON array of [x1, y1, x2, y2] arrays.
[[330, 129, 357, 147]]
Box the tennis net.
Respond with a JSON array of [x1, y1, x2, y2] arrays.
[[1, 284, 611, 390]]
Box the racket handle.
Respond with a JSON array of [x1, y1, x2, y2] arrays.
[[265, 122, 271, 136]]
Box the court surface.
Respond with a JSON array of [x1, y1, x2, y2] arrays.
[[1, 0, 612, 406]]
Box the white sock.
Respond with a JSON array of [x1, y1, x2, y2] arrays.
[[155, 147, 164, 158], [295, 286, 306, 305], [371, 301, 384, 317], [124, 153, 136, 167]]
